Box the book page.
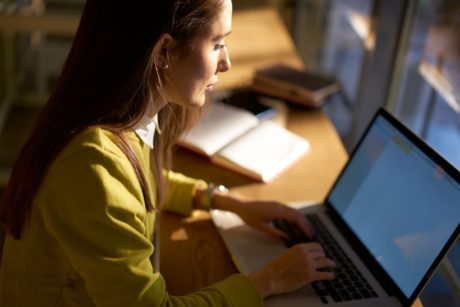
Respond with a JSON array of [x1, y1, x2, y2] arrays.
[[180, 102, 259, 156], [212, 121, 310, 182]]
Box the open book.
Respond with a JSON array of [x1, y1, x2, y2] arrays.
[[179, 101, 310, 182]]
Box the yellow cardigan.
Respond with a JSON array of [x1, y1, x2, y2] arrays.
[[0, 128, 262, 306]]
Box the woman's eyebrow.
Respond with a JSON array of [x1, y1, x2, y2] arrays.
[[214, 30, 232, 40]]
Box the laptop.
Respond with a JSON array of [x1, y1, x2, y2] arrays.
[[211, 108, 460, 307]]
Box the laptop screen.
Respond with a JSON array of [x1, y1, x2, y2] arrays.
[[327, 110, 460, 299]]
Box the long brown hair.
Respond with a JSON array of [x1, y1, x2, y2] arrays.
[[0, 0, 223, 239]]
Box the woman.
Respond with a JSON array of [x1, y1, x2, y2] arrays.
[[0, 0, 335, 305]]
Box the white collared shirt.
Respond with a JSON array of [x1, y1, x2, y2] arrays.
[[133, 114, 161, 149]]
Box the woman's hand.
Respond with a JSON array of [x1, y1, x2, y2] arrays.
[[210, 190, 335, 298], [248, 242, 336, 298], [212, 191, 314, 240]]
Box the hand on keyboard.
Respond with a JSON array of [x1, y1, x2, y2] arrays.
[[273, 219, 316, 247], [275, 214, 379, 304], [248, 242, 336, 298]]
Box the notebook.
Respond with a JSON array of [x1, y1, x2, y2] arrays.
[[211, 108, 460, 307]]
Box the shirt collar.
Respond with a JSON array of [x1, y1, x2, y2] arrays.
[[133, 114, 161, 149]]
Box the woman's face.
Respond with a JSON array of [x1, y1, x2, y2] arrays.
[[166, 0, 232, 107]]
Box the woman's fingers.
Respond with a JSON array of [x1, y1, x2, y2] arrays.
[[277, 207, 315, 239], [295, 244, 336, 280], [314, 269, 336, 280], [296, 242, 324, 255], [313, 256, 336, 269], [292, 214, 315, 239], [257, 222, 289, 238], [313, 258, 337, 280], [248, 242, 337, 298]]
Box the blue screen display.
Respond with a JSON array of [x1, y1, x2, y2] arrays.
[[328, 115, 460, 298]]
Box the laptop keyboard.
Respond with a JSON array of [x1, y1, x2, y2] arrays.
[[273, 214, 378, 304]]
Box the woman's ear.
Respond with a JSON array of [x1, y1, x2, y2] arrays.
[[154, 33, 176, 70]]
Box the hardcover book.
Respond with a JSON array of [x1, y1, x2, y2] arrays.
[[179, 101, 310, 182], [252, 64, 340, 108]]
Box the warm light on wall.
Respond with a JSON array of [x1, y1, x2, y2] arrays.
[[346, 10, 375, 51]]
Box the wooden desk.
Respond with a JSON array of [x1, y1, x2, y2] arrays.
[[160, 107, 347, 294], [160, 113, 423, 307], [159, 6, 347, 295], [160, 7, 424, 307]]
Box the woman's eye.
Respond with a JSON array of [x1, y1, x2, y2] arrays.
[[214, 43, 227, 51]]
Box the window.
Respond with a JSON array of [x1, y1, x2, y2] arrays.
[[387, 0, 460, 169], [291, 0, 460, 305], [291, 0, 406, 151], [386, 1, 460, 304]]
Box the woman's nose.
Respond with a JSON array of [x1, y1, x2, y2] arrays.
[[218, 48, 231, 73]]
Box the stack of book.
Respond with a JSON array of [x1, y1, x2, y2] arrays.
[[251, 64, 340, 108]]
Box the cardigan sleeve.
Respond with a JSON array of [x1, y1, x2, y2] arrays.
[[162, 171, 206, 215], [39, 146, 262, 307]]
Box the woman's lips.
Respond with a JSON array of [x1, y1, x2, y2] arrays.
[[206, 83, 216, 92]]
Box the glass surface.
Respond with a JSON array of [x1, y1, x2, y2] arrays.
[[386, 1, 460, 304], [292, 0, 459, 304], [0, 0, 83, 184], [292, 0, 376, 140], [318, 0, 374, 140], [320, 0, 374, 104], [1, 0, 82, 103], [393, 0, 460, 169]]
